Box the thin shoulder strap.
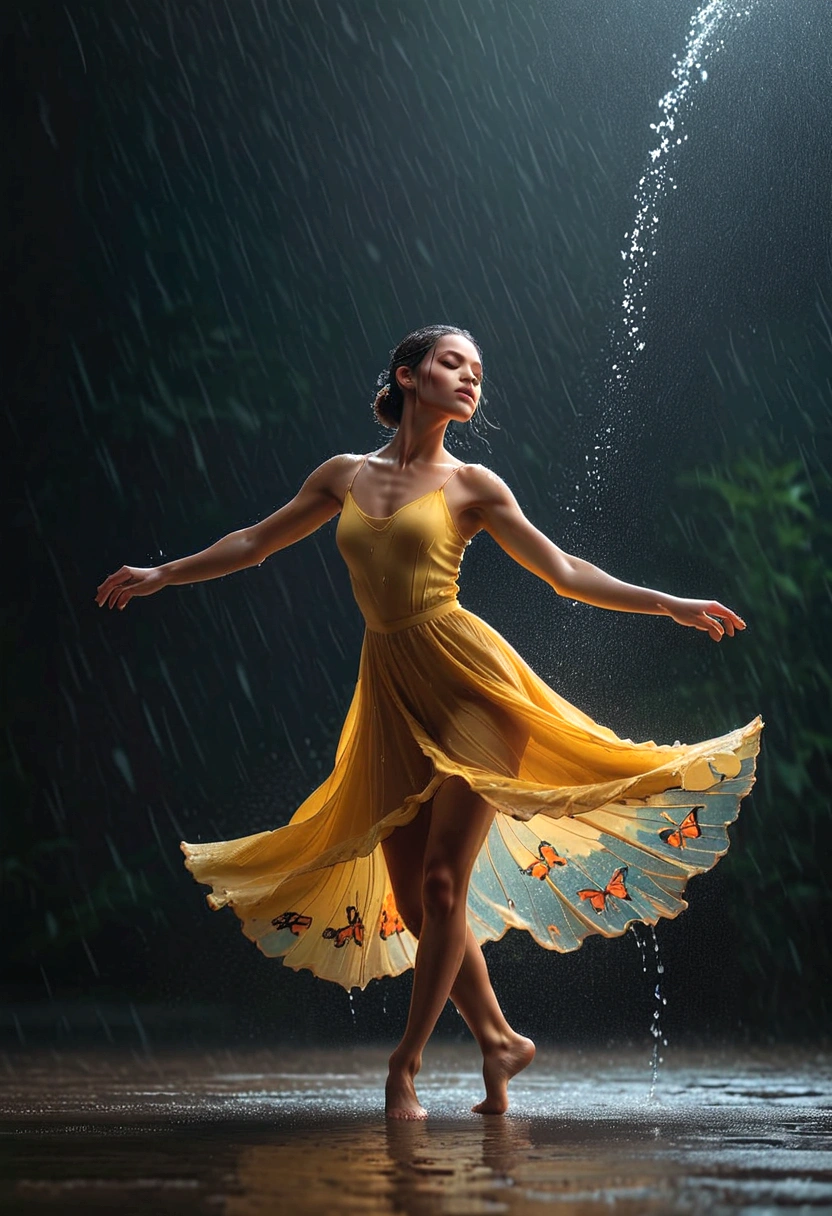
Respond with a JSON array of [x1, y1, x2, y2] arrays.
[[346, 455, 367, 494], [440, 463, 464, 489]]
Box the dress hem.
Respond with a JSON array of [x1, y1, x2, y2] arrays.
[[180, 713, 762, 992]]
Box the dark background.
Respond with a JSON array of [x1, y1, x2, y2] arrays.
[[4, 0, 831, 1051]]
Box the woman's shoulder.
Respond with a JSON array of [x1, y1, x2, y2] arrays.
[[455, 461, 504, 486], [454, 462, 515, 508], [455, 460, 493, 474], [299, 453, 368, 504]]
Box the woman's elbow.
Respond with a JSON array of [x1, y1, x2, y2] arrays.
[[241, 527, 271, 568], [548, 554, 577, 597]]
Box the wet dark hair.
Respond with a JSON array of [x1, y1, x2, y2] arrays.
[[372, 324, 484, 430]]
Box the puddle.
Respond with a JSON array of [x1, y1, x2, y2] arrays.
[[0, 1045, 830, 1213]]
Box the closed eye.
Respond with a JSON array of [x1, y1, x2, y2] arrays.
[[444, 360, 480, 384]]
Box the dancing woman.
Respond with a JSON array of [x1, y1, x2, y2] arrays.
[[96, 324, 763, 1119]]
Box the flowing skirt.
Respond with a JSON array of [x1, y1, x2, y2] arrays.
[[181, 606, 763, 990]]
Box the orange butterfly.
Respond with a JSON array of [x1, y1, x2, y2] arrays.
[[577, 865, 632, 914], [379, 892, 406, 940], [659, 806, 703, 848], [270, 911, 312, 935], [323, 904, 364, 949], [520, 841, 568, 880]]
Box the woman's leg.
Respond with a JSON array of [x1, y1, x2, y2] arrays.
[[452, 930, 536, 1114], [382, 802, 534, 1113], [440, 703, 535, 1110], [382, 775, 532, 1118]]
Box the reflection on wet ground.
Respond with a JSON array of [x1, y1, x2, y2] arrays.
[[1, 1044, 830, 1213]]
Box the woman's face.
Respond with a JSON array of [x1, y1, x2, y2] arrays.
[[398, 334, 483, 423]]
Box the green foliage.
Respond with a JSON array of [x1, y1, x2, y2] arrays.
[[78, 298, 309, 441], [0, 749, 167, 967], [1, 828, 163, 960], [17, 295, 312, 531], [665, 437, 832, 1027], [7, 294, 310, 985]]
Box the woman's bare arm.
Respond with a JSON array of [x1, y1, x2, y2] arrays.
[[162, 454, 349, 582], [460, 465, 746, 642], [95, 454, 352, 610]]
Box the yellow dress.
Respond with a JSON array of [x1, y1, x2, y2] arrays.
[[181, 458, 763, 991]]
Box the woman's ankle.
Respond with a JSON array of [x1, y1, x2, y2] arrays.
[[478, 1027, 523, 1056], [388, 1047, 422, 1078]]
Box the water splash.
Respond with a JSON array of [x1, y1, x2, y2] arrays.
[[631, 923, 668, 1100], [647, 925, 668, 1101], [632, 921, 649, 975], [583, 1, 761, 510]]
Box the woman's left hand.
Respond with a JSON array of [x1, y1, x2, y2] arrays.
[[658, 597, 747, 642]]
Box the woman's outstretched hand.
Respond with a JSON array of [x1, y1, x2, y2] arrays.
[[96, 565, 167, 611], [659, 597, 746, 642]]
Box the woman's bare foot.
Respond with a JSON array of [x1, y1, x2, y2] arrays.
[[385, 1052, 428, 1120], [472, 1033, 536, 1115]]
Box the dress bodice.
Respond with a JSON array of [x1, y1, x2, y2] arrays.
[[335, 461, 468, 634]]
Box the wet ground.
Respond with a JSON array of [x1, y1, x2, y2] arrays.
[[0, 1044, 830, 1213]]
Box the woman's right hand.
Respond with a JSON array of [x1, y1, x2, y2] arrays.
[[95, 565, 168, 611]]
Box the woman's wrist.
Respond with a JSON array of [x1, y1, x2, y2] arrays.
[[653, 593, 681, 615], [155, 562, 176, 587]]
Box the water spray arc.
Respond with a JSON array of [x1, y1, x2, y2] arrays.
[[581, 0, 762, 513]]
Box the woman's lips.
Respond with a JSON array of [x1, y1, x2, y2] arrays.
[[456, 389, 475, 403]]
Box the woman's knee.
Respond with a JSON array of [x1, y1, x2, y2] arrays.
[[421, 862, 463, 920]]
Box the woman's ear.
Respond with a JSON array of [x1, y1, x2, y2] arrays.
[[395, 365, 415, 394]]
